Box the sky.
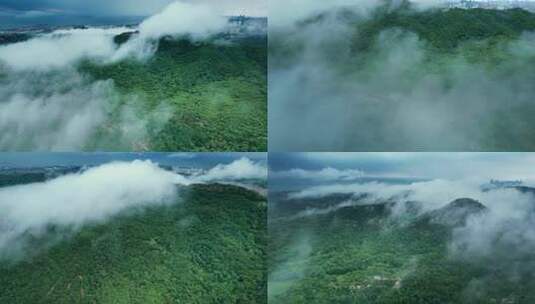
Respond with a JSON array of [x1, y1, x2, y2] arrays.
[[0, 152, 266, 168], [0, 0, 266, 28], [270, 153, 535, 182]]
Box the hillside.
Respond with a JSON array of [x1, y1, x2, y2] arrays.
[[354, 5, 535, 52], [269, 193, 535, 303], [82, 34, 267, 151], [0, 22, 267, 152], [0, 183, 267, 304], [270, 4, 535, 151]]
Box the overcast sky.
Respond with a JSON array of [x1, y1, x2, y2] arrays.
[[270, 153, 535, 182], [0, 0, 266, 18], [0, 153, 265, 168]]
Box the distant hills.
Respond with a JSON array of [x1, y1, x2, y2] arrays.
[[0, 183, 267, 303], [444, 0, 535, 11], [270, 184, 535, 303], [417, 197, 488, 226]]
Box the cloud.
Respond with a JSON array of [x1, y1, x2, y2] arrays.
[[0, 0, 267, 18], [271, 167, 364, 181], [286, 175, 535, 270], [0, 27, 127, 71], [449, 189, 535, 260], [268, 232, 312, 301], [0, 69, 171, 151], [15, 10, 57, 18], [0, 156, 266, 261], [0, 160, 186, 260], [139, 2, 226, 39], [0, 1, 231, 70], [289, 180, 456, 208], [285, 199, 360, 220], [269, 0, 442, 28], [287, 179, 526, 215], [275, 153, 535, 293], [194, 157, 267, 182], [0, 71, 109, 150], [0, 1, 240, 150], [269, 3, 535, 151], [112, 1, 228, 60], [275, 153, 535, 183], [167, 152, 197, 159]]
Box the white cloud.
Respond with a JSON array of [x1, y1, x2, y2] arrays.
[[0, 1, 240, 150], [0, 73, 110, 150], [287, 177, 535, 263], [112, 1, 228, 60], [167, 152, 197, 159], [0, 160, 187, 259], [0, 157, 266, 260], [138, 1, 226, 40], [0, 70, 171, 151], [288, 179, 525, 215], [0, 1, 232, 70], [272, 167, 364, 181], [0, 27, 127, 71], [194, 157, 267, 182]]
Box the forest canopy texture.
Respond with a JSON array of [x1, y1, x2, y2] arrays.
[[269, 1, 535, 151], [0, 2, 267, 152], [0, 183, 267, 304]]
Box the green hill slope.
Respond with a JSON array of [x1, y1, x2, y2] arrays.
[[0, 184, 267, 304], [270, 4, 535, 151], [269, 194, 535, 303], [82, 35, 267, 151], [354, 6, 535, 52]]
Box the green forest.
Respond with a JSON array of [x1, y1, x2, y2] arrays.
[[82, 35, 267, 151], [269, 193, 535, 304], [358, 5, 535, 151], [270, 3, 535, 151], [355, 3, 535, 52], [0, 183, 267, 304]]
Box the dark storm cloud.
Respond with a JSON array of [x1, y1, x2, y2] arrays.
[[0, 0, 171, 16], [0, 0, 266, 17]]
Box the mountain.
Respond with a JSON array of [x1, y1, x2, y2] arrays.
[[0, 166, 83, 187], [0, 32, 31, 45], [418, 198, 488, 226], [269, 189, 535, 303], [270, 3, 535, 151], [0, 183, 267, 304], [352, 5, 535, 52], [81, 32, 267, 151]]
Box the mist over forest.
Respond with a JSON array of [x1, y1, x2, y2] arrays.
[[269, 153, 535, 303], [270, 0, 535, 151], [0, 1, 267, 151], [0, 154, 267, 303]]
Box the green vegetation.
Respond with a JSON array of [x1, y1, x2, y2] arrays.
[[270, 4, 535, 151], [0, 172, 46, 187], [81, 35, 267, 151], [0, 183, 267, 304], [269, 194, 535, 304], [357, 6, 535, 151], [355, 5, 535, 51], [0, 33, 31, 45]]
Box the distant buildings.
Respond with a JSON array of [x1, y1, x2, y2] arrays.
[[444, 0, 535, 11], [480, 179, 523, 191]]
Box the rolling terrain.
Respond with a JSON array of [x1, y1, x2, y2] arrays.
[[269, 185, 535, 303], [270, 1, 535, 150], [0, 173, 267, 303]]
